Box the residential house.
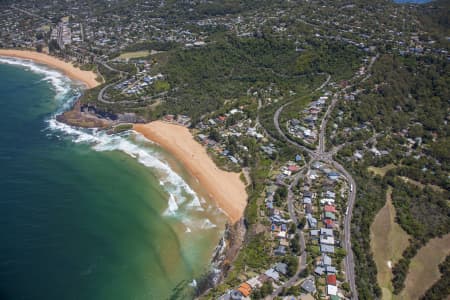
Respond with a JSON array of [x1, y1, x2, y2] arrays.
[[308, 170, 319, 180], [320, 228, 334, 237], [320, 198, 335, 205], [314, 266, 325, 275], [327, 274, 337, 286], [320, 244, 335, 254], [275, 263, 288, 275], [310, 230, 320, 239], [327, 285, 338, 296], [275, 245, 287, 256], [280, 238, 290, 247], [324, 205, 336, 213], [301, 276, 316, 294], [322, 254, 332, 266], [303, 191, 313, 198], [238, 282, 252, 298], [328, 172, 340, 181], [320, 235, 335, 245], [265, 269, 280, 281], [324, 190, 336, 199], [303, 197, 312, 205], [324, 212, 337, 221], [288, 165, 300, 172], [306, 214, 318, 228], [324, 219, 335, 229], [246, 277, 262, 289], [305, 203, 313, 214], [277, 231, 287, 239]]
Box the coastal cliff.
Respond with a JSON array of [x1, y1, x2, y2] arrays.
[[57, 100, 147, 129], [196, 218, 247, 297]]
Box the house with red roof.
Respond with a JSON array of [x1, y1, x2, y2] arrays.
[[324, 205, 336, 213], [238, 282, 252, 297], [324, 219, 335, 229], [163, 114, 175, 122], [288, 165, 300, 172], [327, 274, 337, 286]]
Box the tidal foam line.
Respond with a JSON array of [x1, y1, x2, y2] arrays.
[[0, 57, 78, 101], [47, 118, 206, 221]]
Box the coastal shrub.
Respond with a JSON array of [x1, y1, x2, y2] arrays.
[[113, 123, 133, 133], [232, 233, 272, 271]]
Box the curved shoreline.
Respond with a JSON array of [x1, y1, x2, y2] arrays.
[[0, 49, 99, 89], [134, 122, 248, 224]]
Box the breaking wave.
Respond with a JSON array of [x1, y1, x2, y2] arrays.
[[47, 118, 220, 230], [0, 57, 78, 103], [165, 193, 179, 215], [47, 118, 206, 219], [201, 219, 217, 229], [0, 56, 220, 231]]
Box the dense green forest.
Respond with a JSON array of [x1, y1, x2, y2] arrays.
[[79, 33, 362, 123], [416, 0, 450, 48], [333, 44, 449, 297], [347, 54, 449, 136], [161, 35, 362, 121]]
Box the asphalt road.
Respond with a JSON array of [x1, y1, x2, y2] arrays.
[[270, 169, 308, 298], [272, 72, 361, 299], [273, 102, 315, 157]]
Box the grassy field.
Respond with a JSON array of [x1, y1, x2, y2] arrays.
[[398, 176, 446, 194], [116, 50, 150, 60], [370, 187, 411, 300], [367, 164, 396, 177], [399, 233, 450, 300]]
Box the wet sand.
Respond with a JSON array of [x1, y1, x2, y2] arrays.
[[0, 49, 100, 88], [134, 121, 248, 224]]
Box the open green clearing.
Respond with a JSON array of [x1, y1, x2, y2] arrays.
[[399, 234, 450, 300], [398, 176, 446, 194], [368, 164, 396, 177], [370, 187, 411, 300], [116, 50, 150, 60]]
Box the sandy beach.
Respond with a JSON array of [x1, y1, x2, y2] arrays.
[[134, 121, 248, 223], [0, 49, 99, 89]]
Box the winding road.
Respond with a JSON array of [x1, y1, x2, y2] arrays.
[[272, 90, 359, 299], [270, 167, 309, 297]]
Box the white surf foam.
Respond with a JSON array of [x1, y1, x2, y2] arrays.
[[0, 57, 78, 102], [5, 54, 217, 229], [47, 118, 203, 219], [186, 197, 204, 211], [164, 193, 179, 216], [2, 56, 223, 235], [201, 219, 217, 229]]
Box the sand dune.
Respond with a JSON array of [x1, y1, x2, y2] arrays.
[[0, 49, 99, 89], [134, 121, 247, 224]]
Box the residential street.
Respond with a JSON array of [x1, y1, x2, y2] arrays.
[[267, 56, 379, 299]]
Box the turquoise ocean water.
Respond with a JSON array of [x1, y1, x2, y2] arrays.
[[0, 58, 225, 300]]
